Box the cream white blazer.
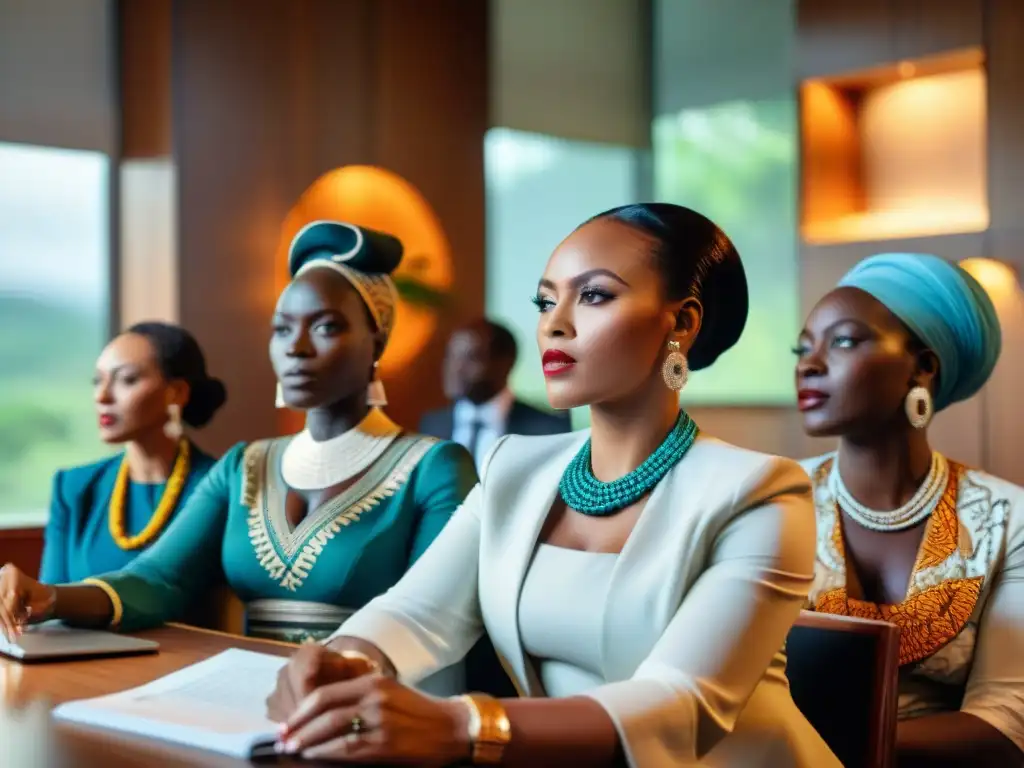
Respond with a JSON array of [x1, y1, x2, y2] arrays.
[[336, 431, 840, 767]]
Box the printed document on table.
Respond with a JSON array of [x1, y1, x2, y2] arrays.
[[53, 649, 288, 758]]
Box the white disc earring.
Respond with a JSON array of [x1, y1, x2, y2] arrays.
[[275, 383, 286, 409], [164, 403, 183, 439], [662, 340, 688, 392], [904, 386, 933, 429]]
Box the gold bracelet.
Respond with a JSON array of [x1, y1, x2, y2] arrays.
[[337, 649, 381, 674], [456, 693, 511, 765], [81, 578, 124, 628]]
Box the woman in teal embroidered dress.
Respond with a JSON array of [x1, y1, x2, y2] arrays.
[[0, 221, 477, 650], [39, 322, 226, 583]]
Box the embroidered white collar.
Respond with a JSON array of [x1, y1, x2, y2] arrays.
[[281, 407, 402, 490]]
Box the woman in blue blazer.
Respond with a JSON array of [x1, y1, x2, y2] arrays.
[[39, 322, 226, 583]]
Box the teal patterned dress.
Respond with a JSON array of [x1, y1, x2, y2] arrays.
[[86, 435, 477, 643]]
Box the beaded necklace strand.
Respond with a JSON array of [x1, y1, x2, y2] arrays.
[[559, 411, 699, 516], [108, 439, 191, 550]]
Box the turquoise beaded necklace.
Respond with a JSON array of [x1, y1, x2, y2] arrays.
[[559, 411, 700, 516]]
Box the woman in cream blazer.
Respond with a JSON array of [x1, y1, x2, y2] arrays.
[[267, 204, 838, 767]]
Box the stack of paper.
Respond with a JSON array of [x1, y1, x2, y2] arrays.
[[53, 649, 287, 758]]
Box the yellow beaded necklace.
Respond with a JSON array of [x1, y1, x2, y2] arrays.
[[108, 439, 191, 551]]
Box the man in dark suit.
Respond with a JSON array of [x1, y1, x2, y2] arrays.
[[420, 319, 572, 466]]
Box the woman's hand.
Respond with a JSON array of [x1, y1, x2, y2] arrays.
[[266, 644, 378, 723], [0, 565, 55, 642], [278, 674, 471, 765]]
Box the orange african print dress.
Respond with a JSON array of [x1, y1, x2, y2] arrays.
[[801, 452, 1024, 750]]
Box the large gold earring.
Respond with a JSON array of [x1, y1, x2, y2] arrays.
[[662, 340, 688, 391], [163, 403, 183, 439]]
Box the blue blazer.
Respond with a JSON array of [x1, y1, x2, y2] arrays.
[[38, 444, 217, 583]]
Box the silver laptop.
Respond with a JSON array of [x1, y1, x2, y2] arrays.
[[0, 621, 159, 661]]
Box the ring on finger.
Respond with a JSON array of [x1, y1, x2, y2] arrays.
[[344, 715, 366, 744]]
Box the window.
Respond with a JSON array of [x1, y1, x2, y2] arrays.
[[486, 111, 800, 414], [0, 142, 110, 526], [484, 128, 641, 424], [652, 99, 799, 405]]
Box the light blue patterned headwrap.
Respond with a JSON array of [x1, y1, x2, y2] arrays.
[[838, 253, 1002, 412]]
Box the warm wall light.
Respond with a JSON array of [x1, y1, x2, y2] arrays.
[[274, 167, 455, 435], [801, 49, 988, 245], [960, 258, 1021, 307], [276, 166, 454, 375]]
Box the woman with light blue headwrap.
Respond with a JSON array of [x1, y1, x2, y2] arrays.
[[795, 252, 1024, 766]]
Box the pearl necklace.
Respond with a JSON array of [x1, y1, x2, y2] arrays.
[[828, 451, 948, 532], [281, 408, 402, 490]]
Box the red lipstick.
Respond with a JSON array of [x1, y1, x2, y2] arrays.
[[98, 414, 117, 428], [797, 389, 828, 412], [542, 349, 576, 377]]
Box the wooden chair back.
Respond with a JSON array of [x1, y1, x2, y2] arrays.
[[786, 610, 900, 768]]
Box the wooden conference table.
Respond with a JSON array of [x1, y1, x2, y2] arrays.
[[0, 624, 324, 767]]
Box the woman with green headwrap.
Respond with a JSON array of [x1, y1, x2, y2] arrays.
[[0, 222, 478, 662], [795, 253, 1023, 766]]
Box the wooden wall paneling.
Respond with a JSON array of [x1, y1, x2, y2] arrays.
[[983, 229, 1024, 485], [173, 0, 300, 452], [892, 0, 982, 62], [797, 0, 893, 79], [168, 0, 488, 449], [119, 0, 173, 160], [118, 0, 178, 331], [171, 0, 377, 453], [986, 0, 1024, 231], [798, 0, 983, 79], [267, 0, 378, 440], [687, 406, 832, 464], [0, 529, 44, 579], [984, 0, 1024, 484], [370, 0, 489, 430], [298, 0, 376, 174]]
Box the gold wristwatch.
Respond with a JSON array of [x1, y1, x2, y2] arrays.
[[457, 694, 511, 764]]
